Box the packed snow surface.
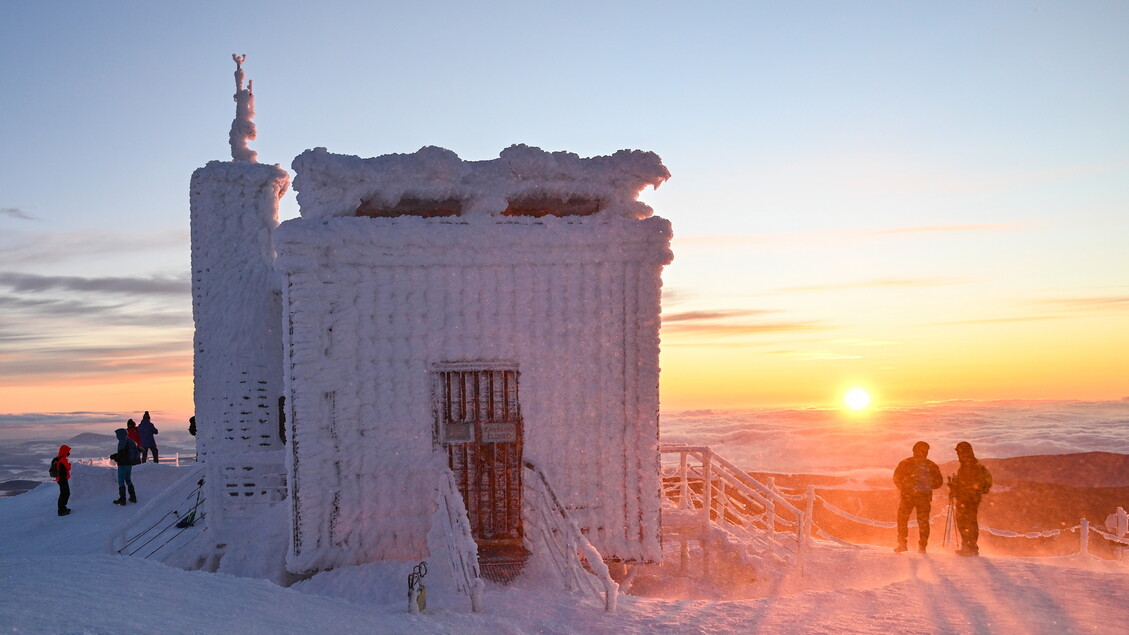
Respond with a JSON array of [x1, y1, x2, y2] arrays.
[[3, 460, 1127, 634]]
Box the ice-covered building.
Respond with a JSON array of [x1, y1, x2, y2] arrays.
[[190, 57, 673, 580]]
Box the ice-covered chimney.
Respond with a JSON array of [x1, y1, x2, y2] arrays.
[[229, 53, 258, 163]]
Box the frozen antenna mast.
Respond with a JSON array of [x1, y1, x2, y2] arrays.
[[229, 53, 258, 163]]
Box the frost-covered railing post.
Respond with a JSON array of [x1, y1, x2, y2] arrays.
[[678, 450, 691, 509], [803, 485, 816, 542], [523, 460, 619, 612], [436, 465, 484, 612]]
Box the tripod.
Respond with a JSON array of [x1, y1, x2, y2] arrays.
[[941, 475, 956, 550]]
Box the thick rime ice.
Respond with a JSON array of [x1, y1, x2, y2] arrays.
[[191, 141, 672, 576], [229, 54, 258, 163], [190, 160, 289, 539], [291, 145, 670, 221], [275, 214, 671, 571]]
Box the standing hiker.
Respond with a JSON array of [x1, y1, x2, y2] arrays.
[[112, 428, 140, 505], [53, 444, 72, 516], [137, 411, 159, 463], [951, 441, 993, 556], [126, 419, 141, 447], [893, 441, 944, 553]]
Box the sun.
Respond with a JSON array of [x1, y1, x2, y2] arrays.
[[844, 387, 872, 411]]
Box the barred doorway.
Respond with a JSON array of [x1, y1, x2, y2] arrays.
[[432, 364, 523, 547]]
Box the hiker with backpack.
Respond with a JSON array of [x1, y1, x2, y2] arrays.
[[951, 441, 993, 556], [111, 427, 141, 506], [137, 411, 159, 463], [52, 444, 72, 517], [893, 441, 944, 553]]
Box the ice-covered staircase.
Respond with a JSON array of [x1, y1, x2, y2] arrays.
[[108, 464, 209, 566], [659, 444, 809, 581]]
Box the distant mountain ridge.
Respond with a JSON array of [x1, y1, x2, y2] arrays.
[[938, 451, 1129, 488]]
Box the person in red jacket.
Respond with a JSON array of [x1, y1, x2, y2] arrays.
[[126, 419, 142, 447], [54, 445, 72, 517]]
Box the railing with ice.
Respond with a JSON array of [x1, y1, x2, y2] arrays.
[[108, 463, 208, 562], [436, 465, 484, 612], [522, 459, 619, 612], [659, 444, 809, 573]]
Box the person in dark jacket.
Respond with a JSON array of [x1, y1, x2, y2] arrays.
[[54, 444, 72, 516], [951, 441, 992, 556], [113, 428, 139, 505], [137, 411, 159, 463], [892, 441, 944, 553]]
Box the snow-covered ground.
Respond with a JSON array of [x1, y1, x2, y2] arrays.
[[3, 458, 1127, 634]]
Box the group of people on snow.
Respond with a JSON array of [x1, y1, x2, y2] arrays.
[[51, 411, 161, 515], [893, 440, 993, 556]]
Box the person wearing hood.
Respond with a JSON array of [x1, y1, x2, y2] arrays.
[[951, 441, 993, 556], [112, 428, 140, 506], [126, 419, 141, 447], [137, 411, 159, 463], [53, 445, 72, 516], [893, 441, 944, 553]]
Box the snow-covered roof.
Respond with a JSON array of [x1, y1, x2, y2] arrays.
[[291, 144, 670, 221]]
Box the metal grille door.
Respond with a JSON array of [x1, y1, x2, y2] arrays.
[[435, 367, 523, 544]]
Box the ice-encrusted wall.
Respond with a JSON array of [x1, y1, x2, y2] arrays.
[[274, 216, 672, 572], [189, 161, 290, 460]]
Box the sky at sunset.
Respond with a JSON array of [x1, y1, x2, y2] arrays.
[[1, 1, 1126, 425]]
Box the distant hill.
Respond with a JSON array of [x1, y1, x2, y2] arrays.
[[938, 451, 1129, 488], [65, 432, 117, 445]]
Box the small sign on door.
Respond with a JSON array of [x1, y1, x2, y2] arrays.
[[482, 422, 517, 443]]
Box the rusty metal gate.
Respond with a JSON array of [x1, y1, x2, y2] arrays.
[[433, 366, 523, 545]]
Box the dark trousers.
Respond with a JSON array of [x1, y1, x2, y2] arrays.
[[897, 492, 933, 547], [955, 496, 982, 552], [57, 477, 70, 512], [142, 446, 159, 463]]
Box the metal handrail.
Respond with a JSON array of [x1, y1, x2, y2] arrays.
[[522, 459, 619, 612], [437, 466, 484, 612], [109, 464, 208, 560], [659, 444, 807, 571]]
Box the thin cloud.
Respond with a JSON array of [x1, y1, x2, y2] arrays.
[[0, 207, 37, 221], [663, 320, 826, 339], [0, 271, 190, 296], [1032, 295, 1129, 312], [0, 295, 190, 329], [0, 340, 191, 383], [869, 223, 1022, 236], [765, 349, 863, 361], [663, 309, 777, 322], [674, 223, 1024, 248], [778, 277, 970, 293], [0, 229, 188, 266], [927, 315, 1071, 327]]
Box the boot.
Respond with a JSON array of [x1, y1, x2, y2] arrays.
[[894, 541, 908, 553], [113, 486, 127, 505], [128, 484, 137, 503]]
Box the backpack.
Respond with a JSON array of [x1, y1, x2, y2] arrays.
[[49, 457, 60, 478], [113, 441, 141, 466], [978, 464, 993, 494], [124, 440, 141, 465]]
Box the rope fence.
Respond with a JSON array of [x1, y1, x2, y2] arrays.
[[773, 482, 1129, 559]]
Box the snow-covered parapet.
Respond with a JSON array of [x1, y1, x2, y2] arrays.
[[229, 54, 257, 163], [291, 144, 670, 221]]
